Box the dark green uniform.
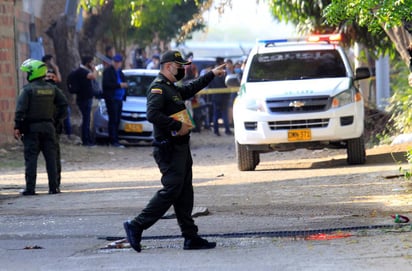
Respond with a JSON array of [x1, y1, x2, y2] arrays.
[[132, 71, 215, 239], [14, 80, 68, 194]]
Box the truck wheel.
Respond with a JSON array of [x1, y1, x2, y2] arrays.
[[346, 135, 366, 165], [236, 141, 257, 171], [254, 152, 260, 167]]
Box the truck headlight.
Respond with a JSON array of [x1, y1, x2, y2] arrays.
[[331, 88, 361, 108], [243, 98, 266, 112]]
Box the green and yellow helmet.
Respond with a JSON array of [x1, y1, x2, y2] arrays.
[[20, 59, 47, 81]]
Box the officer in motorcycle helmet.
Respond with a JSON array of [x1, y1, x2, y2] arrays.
[[14, 59, 68, 195]]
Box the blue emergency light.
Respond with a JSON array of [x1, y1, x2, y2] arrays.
[[257, 34, 342, 47]]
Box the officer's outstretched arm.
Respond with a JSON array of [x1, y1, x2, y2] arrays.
[[212, 64, 226, 77]]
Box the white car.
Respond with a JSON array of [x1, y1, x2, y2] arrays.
[[229, 35, 371, 171], [93, 69, 159, 144]]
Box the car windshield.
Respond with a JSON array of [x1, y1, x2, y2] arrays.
[[125, 74, 157, 97], [247, 49, 347, 82]]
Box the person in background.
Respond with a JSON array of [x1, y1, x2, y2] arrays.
[[73, 56, 98, 146], [103, 45, 116, 68], [183, 52, 198, 82], [145, 47, 161, 67], [146, 54, 160, 70], [133, 48, 148, 69], [209, 57, 232, 136], [44, 70, 64, 192], [182, 52, 207, 132], [181, 52, 199, 130], [225, 58, 236, 128], [43, 54, 72, 139], [123, 50, 226, 253], [14, 59, 68, 195], [42, 54, 62, 83], [102, 54, 129, 148]]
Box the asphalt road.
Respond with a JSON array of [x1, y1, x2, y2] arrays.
[[1, 134, 412, 270]]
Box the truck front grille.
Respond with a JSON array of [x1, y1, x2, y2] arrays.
[[267, 96, 331, 113], [121, 111, 147, 122], [268, 119, 329, 130]]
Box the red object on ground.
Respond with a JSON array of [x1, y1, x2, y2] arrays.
[[391, 214, 410, 223], [305, 232, 352, 240]]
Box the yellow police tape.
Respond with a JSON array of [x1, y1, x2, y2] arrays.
[[198, 87, 239, 95]]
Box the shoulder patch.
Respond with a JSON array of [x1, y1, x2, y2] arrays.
[[151, 88, 162, 94]]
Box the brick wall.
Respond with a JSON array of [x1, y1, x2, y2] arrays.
[[0, 0, 66, 146], [0, 0, 19, 145]]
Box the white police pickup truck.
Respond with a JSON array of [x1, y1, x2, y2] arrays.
[[228, 34, 371, 171]]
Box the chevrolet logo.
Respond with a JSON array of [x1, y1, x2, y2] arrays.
[[289, 101, 305, 108], [131, 113, 142, 118]]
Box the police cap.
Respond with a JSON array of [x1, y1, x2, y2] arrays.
[[160, 50, 191, 65]]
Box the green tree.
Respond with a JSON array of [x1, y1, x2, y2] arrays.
[[323, 0, 412, 66], [269, 0, 392, 58], [46, 0, 210, 99], [324, 0, 412, 134]]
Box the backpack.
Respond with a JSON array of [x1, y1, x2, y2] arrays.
[[66, 69, 79, 94]]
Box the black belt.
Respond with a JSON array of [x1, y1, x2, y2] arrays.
[[171, 135, 190, 145], [154, 136, 190, 145]]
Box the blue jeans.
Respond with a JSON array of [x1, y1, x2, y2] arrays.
[[212, 101, 231, 134], [105, 98, 123, 144], [76, 98, 93, 145]]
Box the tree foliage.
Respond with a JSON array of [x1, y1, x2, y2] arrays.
[[268, 0, 393, 58], [46, 0, 211, 107], [324, 0, 412, 136], [323, 0, 412, 64], [324, 0, 412, 33], [270, 0, 331, 33], [79, 0, 210, 52]]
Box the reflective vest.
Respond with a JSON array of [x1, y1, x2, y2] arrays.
[[25, 82, 56, 121]]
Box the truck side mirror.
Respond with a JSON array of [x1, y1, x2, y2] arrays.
[[354, 67, 371, 81], [225, 74, 241, 87]]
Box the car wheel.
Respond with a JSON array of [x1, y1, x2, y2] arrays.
[[346, 135, 366, 165], [236, 141, 258, 171]]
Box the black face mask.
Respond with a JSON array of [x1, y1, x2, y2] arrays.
[[174, 67, 185, 81]]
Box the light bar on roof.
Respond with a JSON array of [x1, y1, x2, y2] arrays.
[[256, 38, 306, 47], [257, 39, 289, 44], [307, 34, 342, 43]]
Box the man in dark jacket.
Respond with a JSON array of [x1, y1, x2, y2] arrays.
[[102, 54, 129, 147], [123, 50, 226, 253], [14, 59, 68, 195], [209, 57, 232, 136], [73, 56, 98, 146]]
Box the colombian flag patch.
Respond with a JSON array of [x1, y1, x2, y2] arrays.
[[151, 88, 162, 94]]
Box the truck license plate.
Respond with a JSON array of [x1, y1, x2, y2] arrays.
[[287, 129, 311, 141], [124, 123, 143, 133]]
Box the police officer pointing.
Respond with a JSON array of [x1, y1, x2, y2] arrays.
[[123, 50, 226, 252], [14, 59, 68, 195]]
